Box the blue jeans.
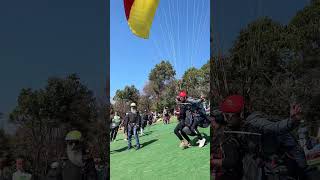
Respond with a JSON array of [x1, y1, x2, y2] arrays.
[[127, 124, 140, 148]]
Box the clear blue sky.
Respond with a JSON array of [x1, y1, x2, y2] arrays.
[[0, 0, 107, 130], [110, 0, 210, 99]]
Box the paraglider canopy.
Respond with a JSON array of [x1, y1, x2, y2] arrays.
[[123, 0, 160, 39]]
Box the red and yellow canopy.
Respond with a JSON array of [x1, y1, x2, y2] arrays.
[[123, 0, 160, 39]]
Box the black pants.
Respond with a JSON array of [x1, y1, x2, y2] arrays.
[[174, 121, 191, 142], [191, 117, 203, 139], [111, 126, 119, 141]]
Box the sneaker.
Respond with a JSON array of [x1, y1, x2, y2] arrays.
[[124, 138, 127, 141], [199, 138, 206, 148], [179, 141, 185, 148], [135, 146, 140, 150]]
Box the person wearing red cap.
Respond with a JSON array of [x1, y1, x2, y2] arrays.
[[174, 91, 206, 148], [217, 95, 317, 179], [174, 91, 192, 148]]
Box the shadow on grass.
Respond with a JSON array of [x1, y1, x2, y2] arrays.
[[140, 139, 158, 148], [110, 139, 159, 154]]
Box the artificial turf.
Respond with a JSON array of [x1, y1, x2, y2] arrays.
[[110, 117, 210, 180]]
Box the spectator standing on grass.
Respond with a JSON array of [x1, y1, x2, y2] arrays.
[[163, 107, 170, 124], [124, 103, 141, 150], [110, 112, 121, 142]]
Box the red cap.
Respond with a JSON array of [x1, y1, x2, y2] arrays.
[[179, 91, 187, 97], [220, 95, 244, 113]]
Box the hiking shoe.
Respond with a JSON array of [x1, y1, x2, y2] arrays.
[[179, 140, 188, 148], [199, 138, 206, 148], [179, 141, 185, 148]]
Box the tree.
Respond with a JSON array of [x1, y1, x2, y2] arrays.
[[114, 85, 140, 104], [148, 61, 176, 110], [181, 61, 210, 99], [182, 67, 202, 97], [138, 95, 153, 113], [157, 80, 179, 112], [9, 74, 99, 178], [226, 18, 295, 115], [288, 0, 320, 55], [113, 85, 140, 116], [199, 61, 210, 96], [212, 3, 320, 122], [149, 61, 176, 98]]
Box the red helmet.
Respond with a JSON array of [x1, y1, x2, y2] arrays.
[[220, 95, 244, 113], [179, 91, 187, 98]]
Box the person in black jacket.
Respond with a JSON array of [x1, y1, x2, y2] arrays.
[[124, 103, 141, 150], [174, 92, 191, 148]]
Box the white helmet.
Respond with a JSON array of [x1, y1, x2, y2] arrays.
[[130, 103, 137, 107]]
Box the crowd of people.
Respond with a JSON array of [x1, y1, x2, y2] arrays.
[[211, 95, 320, 180], [110, 90, 211, 151], [0, 130, 108, 180]]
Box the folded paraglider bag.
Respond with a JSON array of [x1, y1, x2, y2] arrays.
[[182, 126, 196, 136]]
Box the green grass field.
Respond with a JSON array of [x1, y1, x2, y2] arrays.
[[110, 117, 210, 180]]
